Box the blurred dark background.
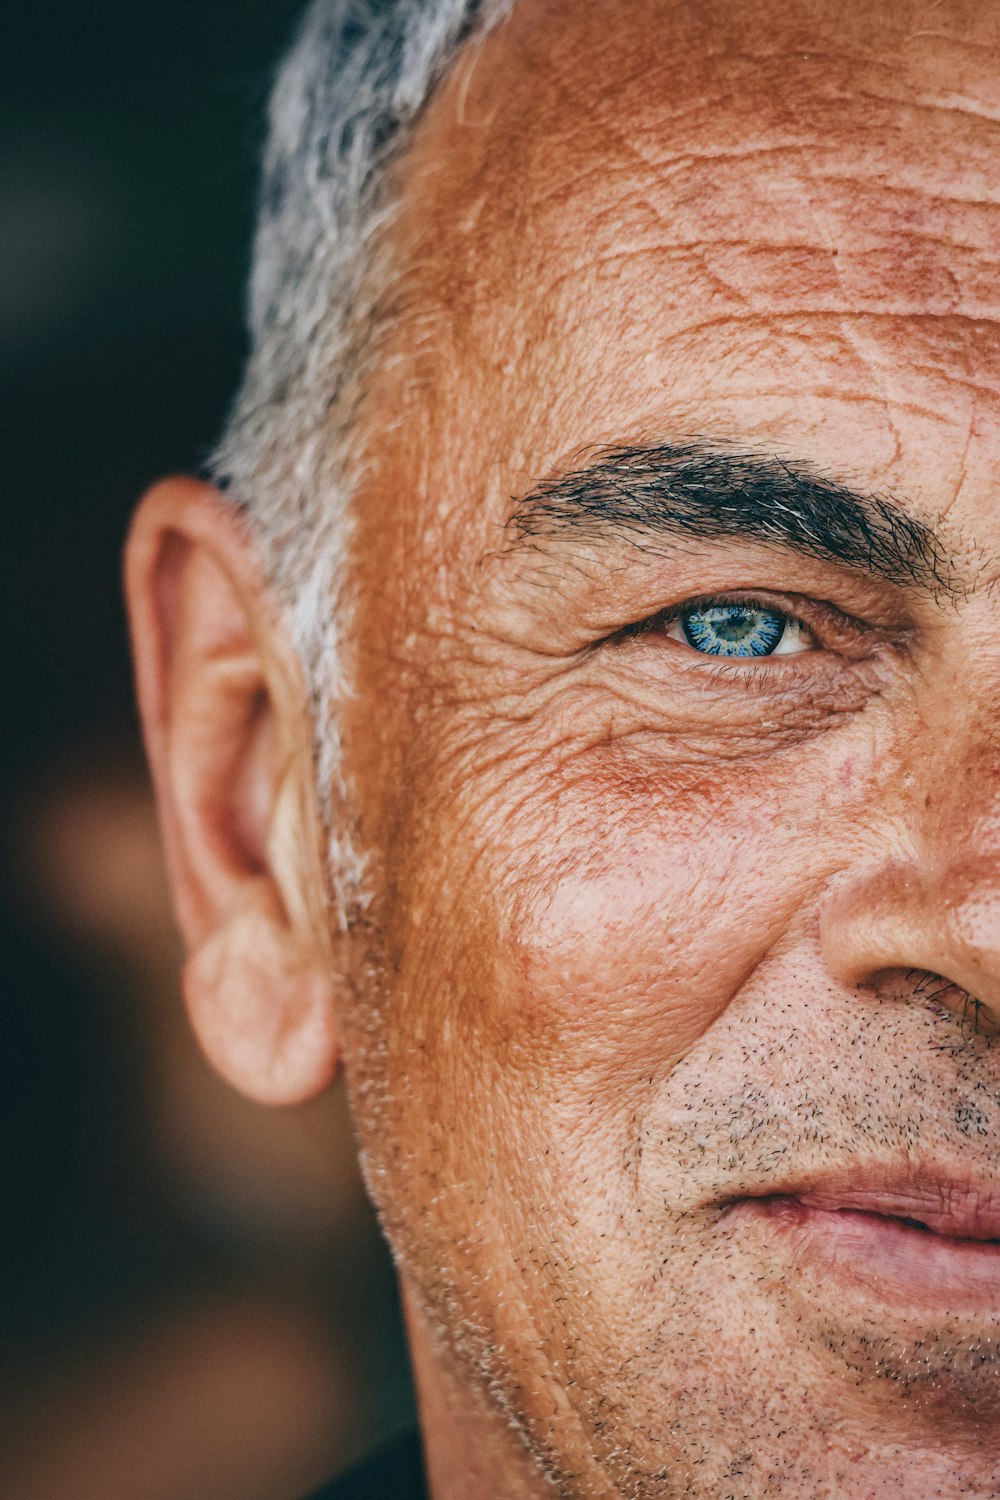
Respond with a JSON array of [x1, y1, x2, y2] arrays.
[[1, 5, 410, 1495]]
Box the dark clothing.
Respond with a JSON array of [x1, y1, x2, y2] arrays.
[[306, 1429, 428, 1499]]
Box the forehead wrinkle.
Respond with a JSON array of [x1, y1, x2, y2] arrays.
[[440, 142, 1000, 350], [732, 66, 993, 517], [531, 33, 1000, 187], [393, 0, 1000, 336], [368, 0, 1000, 592]]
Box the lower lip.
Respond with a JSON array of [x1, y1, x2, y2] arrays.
[[730, 1196, 1000, 1313]]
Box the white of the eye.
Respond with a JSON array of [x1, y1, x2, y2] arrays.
[[770, 618, 813, 655]]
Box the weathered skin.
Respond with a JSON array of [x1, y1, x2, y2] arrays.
[[337, 1, 1000, 1494]]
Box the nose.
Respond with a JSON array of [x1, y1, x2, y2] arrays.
[[820, 854, 1000, 1023]]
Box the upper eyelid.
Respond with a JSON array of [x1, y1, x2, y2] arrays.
[[623, 590, 825, 638], [666, 595, 802, 620]]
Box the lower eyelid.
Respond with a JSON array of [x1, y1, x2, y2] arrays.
[[600, 635, 887, 725]]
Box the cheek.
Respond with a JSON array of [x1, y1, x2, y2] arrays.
[[494, 761, 837, 1085]]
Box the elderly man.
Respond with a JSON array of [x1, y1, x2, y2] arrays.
[[125, 0, 1000, 1494]]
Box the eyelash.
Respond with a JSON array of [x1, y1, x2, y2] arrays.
[[630, 591, 802, 631]]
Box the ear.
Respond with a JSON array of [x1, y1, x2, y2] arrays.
[[125, 477, 341, 1105]]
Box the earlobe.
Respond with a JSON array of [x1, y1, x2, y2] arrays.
[[125, 477, 342, 1106], [184, 881, 340, 1106]]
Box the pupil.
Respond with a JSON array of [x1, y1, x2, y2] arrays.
[[708, 608, 756, 642], [682, 604, 785, 657]]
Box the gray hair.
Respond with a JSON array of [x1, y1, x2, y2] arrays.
[[212, 0, 512, 913]]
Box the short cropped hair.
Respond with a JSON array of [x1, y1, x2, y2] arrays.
[[213, 0, 510, 911]]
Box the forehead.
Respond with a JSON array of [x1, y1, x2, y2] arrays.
[[363, 0, 1000, 559]]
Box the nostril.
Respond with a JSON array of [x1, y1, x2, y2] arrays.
[[912, 972, 999, 1036], [819, 857, 1000, 1020], [876, 968, 1000, 1038]]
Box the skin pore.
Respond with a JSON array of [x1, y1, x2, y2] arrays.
[[126, 0, 1000, 1496]]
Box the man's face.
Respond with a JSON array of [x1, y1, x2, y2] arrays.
[[340, 0, 1000, 1492]]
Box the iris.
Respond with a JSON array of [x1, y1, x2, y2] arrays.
[[681, 603, 787, 658]]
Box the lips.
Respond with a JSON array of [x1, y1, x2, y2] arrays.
[[757, 1179, 1000, 1243], [723, 1171, 1000, 1311]]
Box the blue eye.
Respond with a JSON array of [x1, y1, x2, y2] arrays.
[[668, 602, 811, 658]]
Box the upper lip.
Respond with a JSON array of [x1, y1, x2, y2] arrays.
[[729, 1171, 1000, 1242]]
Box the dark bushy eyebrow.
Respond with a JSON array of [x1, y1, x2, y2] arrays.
[[507, 442, 951, 593]]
